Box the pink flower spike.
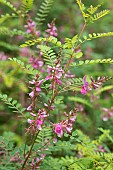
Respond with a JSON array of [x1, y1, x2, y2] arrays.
[[54, 123, 63, 138]]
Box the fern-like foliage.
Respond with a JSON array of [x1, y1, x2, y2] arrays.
[[76, 0, 110, 23], [0, 26, 10, 35], [91, 10, 110, 22], [76, 0, 86, 22], [36, 126, 52, 144], [20, 36, 62, 48], [0, 13, 17, 24], [63, 32, 113, 49], [63, 35, 78, 49], [98, 128, 113, 143], [71, 58, 113, 67], [35, 0, 54, 26], [38, 45, 56, 67], [11, 29, 31, 37], [0, 27, 31, 37], [9, 58, 39, 76], [0, 0, 22, 15], [0, 94, 26, 115], [21, 0, 34, 13], [60, 78, 82, 93], [78, 32, 113, 45]]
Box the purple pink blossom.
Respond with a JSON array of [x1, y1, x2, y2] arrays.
[[81, 76, 89, 95], [45, 21, 57, 37], [25, 19, 40, 37], [51, 108, 77, 137], [29, 57, 43, 69], [45, 63, 64, 89], [101, 107, 113, 121]]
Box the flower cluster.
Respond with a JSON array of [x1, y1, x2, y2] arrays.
[[27, 74, 43, 112], [29, 56, 43, 69], [81, 76, 104, 95], [51, 108, 77, 137], [80, 75, 89, 95], [45, 21, 57, 37], [101, 107, 113, 121], [28, 109, 48, 133], [25, 19, 40, 37], [46, 61, 64, 89]]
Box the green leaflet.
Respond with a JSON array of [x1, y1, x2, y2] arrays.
[[94, 85, 113, 95], [76, 0, 110, 23], [0, 0, 22, 15], [21, 0, 34, 13], [20, 36, 62, 48], [35, 0, 54, 26], [9, 58, 39, 76], [0, 94, 26, 115], [71, 58, 113, 67], [68, 97, 92, 108], [37, 45, 56, 67]]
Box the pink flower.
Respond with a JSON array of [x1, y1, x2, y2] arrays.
[[54, 123, 63, 138], [28, 119, 34, 124], [46, 22, 57, 37], [29, 57, 43, 69], [65, 124, 73, 133], [27, 105, 32, 111], [81, 76, 89, 95], [44, 103, 55, 110], [45, 65, 64, 89], [36, 80, 44, 92], [36, 119, 43, 130], [29, 91, 35, 98], [25, 19, 41, 37], [98, 145, 106, 152], [30, 113, 36, 117]]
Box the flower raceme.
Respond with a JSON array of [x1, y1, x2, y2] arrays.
[[45, 64, 64, 89], [81, 76, 104, 95], [25, 19, 40, 37], [80, 75, 89, 95], [45, 21, 57, 37], [27, 75, 44, 111], [27, 109, 48, 132], [51, 109, 77, 137]]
